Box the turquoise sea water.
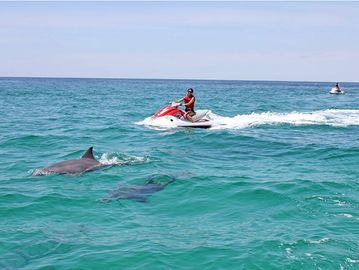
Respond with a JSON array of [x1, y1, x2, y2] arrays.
[[0, 77, 358, 269]]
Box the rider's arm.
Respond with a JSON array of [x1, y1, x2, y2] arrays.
[[174, 97, 184, 103]]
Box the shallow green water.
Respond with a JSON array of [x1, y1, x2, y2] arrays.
[[0, 78, 358, 269]]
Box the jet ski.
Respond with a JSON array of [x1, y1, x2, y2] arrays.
[[150, 102, 213, 128], [329, 87, 344, 94]]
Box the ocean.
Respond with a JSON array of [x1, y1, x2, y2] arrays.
[[0, 77, 358, 269]]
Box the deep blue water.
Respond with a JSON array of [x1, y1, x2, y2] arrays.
[[0, 77, 358, 269]]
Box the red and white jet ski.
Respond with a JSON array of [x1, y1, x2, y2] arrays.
[[150, 102, 213, 128]]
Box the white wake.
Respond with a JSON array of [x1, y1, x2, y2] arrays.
[[209, 109, 359, 129]]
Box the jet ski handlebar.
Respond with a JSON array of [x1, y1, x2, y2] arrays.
[[169, 102, 182, 107]]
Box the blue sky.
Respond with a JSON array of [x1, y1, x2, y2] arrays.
[[0, 2, 358, 81]]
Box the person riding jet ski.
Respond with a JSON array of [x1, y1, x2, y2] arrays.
[[330, 83, 344, 94], [172, 88, 195, 122]]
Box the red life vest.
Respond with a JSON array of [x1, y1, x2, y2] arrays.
[[183, 95, 195, 112]]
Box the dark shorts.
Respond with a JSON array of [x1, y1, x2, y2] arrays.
[[185, 109, 195, 116]]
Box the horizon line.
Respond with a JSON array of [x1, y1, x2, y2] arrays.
[[0, 76, 357, 84]]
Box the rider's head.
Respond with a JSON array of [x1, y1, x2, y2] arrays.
[[187, 88, 194, 96]]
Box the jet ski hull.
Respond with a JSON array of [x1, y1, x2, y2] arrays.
[[329, 88, 344, 94], [177, 123, 212, 129]]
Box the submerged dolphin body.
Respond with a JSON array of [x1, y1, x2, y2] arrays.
[[102, 175, 175, 203], [33, 147, 105, 176]]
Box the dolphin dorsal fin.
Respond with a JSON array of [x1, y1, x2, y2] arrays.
[[81, 147, 95, 159]]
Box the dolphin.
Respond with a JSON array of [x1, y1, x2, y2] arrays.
[[33, 147, 106, 176], [101, 175, 175, 203]]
